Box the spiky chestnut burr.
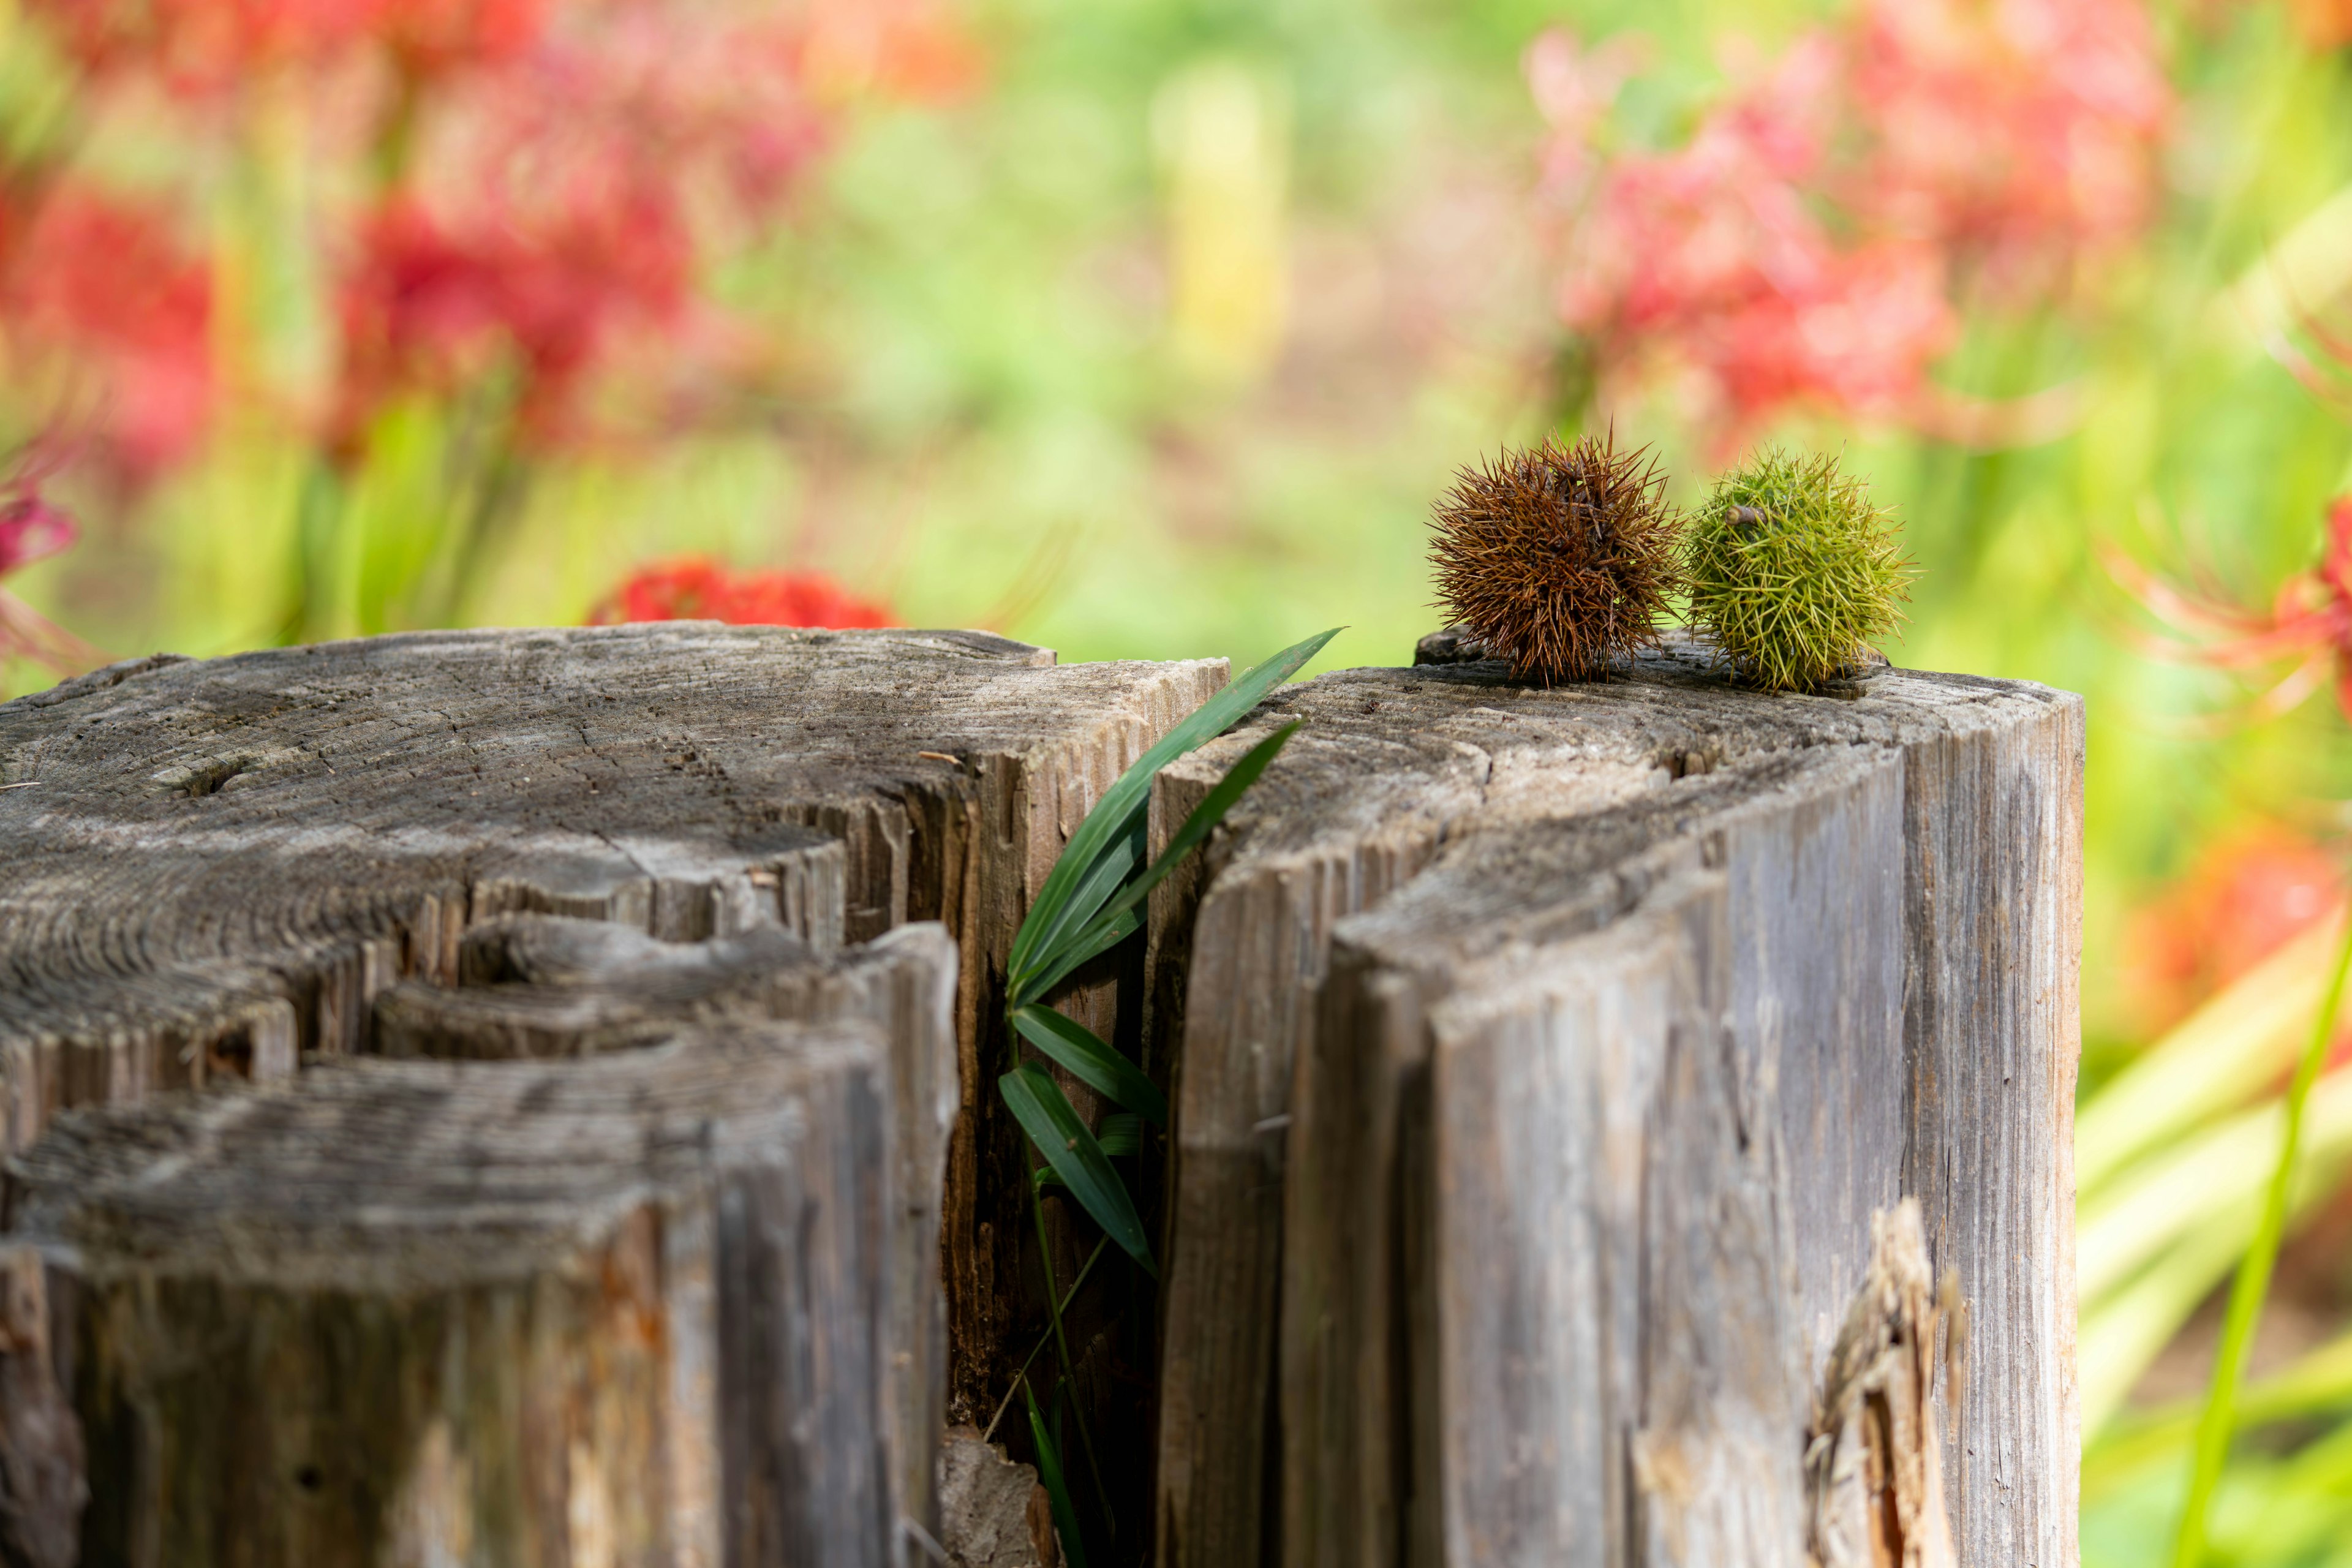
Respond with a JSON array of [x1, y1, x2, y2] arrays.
[[1427, 432, 1680, 684], [1685, 447, 1915, 692]]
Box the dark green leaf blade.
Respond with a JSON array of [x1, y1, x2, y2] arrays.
[[1014, 1005, 1167, 1126], [1025, 1382, 1089, 1568], [1000, 1064, 1155, 1273], [1010, 823, 1139, 997], [1096, 1112, 1143, 1158], [1009, 628, 1340, 980], [1058, 721, 1299, 964], [1020, 903, 1139, 1006]]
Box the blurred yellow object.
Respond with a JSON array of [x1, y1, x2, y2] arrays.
[[1152, 58, 1290, 387], [2078, 915, 2350, 1194]]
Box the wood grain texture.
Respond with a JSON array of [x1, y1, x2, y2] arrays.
[[0, 1018, 894, 1568], [1147, 636, 2081, 1568], [372, 913, 960, 1559], [0, 624, 1227, 1431]]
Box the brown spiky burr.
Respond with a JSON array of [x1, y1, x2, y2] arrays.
[[1427, 432, 1681, 684]]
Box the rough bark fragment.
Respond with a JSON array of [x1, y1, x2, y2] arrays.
[[0, 1019, 892, 1568], [936, 1428, 1055, 1568], [1145, 636, 2080, 1568], [1805, 1199, 1959, 1568]]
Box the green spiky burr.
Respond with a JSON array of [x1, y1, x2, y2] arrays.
[[1684, 448, 1915, 692]]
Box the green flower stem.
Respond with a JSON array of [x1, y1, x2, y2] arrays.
[[1030, 1166, 1115, 1535], [981, 1237, 1110, 1446], [2170, 907, 2352, 1566]]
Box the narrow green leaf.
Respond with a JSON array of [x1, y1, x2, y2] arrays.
[[1010, 628, 1340, 984], [1000, 1064, 1155, 1272], [1096, 1112, 1143, 1158], [1024, 1382, 1089, 1568], [1061, 721, 1300, 967], [1019, 903, 1139, 1006], [1014, 1005, 1167, 1126], [1010, 823, 1139, 998]]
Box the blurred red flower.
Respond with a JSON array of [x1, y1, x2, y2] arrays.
[[28, 0, 545, 86], [2109, 497, 2352, 723], [1536, 0, 2169, 445], [2122, 826, 2345, 1037], [328, 1, 840, 457], [1, 188, 213, 474], [587, 557, 893, 629], [0, 439, 110, 676], [1850, 0, 2170, 295]]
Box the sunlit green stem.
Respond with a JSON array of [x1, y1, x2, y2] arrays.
[[1028, 1147, 1115, 1535], [2170, 902, 2352, 1566]]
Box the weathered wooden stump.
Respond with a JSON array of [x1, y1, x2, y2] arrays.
[[374, 914, 960, 1559], [0, 623, 2084, 1568], [1, 1018, 893, 1567], [1146, 635, 2080, 1568], [0, 625, 1222, 1565]]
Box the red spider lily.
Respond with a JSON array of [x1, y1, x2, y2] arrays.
[[0, 440, 77, 577], [2122, 826, 2345, 1038], [27, 0, 545, 87], [2106, 497, 2352, 723], [1535, 0, 2168, 444], [1, 187, 213, 475], [0, 438, 109, 676], [331, 189, 693, 458], [587, 557, 893, 630], [328, 4, 837, 456], [1849, 0, 2169, 296]]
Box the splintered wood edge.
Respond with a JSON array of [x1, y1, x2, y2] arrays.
[[4, 1017, 886, 1293]]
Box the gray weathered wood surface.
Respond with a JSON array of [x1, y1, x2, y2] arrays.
[[0, 624, 1224, 1442], [0, 1017, 892, 1567], [1146, 635, 2079, 1568], [374, 912, 960, 1558]]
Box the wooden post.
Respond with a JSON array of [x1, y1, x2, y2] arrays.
[[0, 625, 1224, 1439], [1147, 635, 2081, 1568], [0, 1018, 895, 1567], [375, 913, 961, 1558], [0, 624, 1224, 1565]]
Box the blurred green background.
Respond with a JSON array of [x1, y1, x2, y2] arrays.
[[7, 0, 2352, 1558]]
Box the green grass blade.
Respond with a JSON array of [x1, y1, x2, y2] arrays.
[[1036, 1115, 1142, 1176], [1096, 1112, 1142, 1158], [1010, 823, 1140, 999], [1014, 1005, 1167, 1125], [1050, 721, 1300, 967], [1019, 904, 1140, 1006], [1010, 628, 1339, 986], [1024, 1381, 1089, 1568], [1000, 1063, 1156, 1272], [2171, 903, 2352, 1566]]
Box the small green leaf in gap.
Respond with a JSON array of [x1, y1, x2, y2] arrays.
[[1010, 823, 1139, 1000], [1009, 628, 1340, 986], [1013, 1005, 1167, 1126], [1025, 1381, 1089, 1568], [1000, 1065, 1155, 1273], [1058, 720, 1300, 963], [1019, 904, 1140, 1009], [1097, 1113, 1143, 1159]]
